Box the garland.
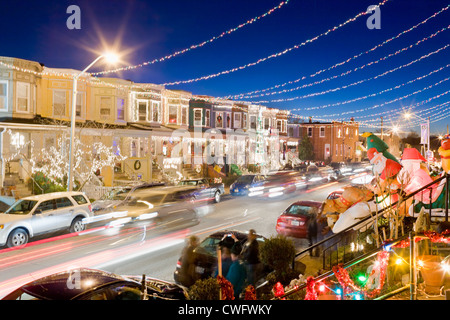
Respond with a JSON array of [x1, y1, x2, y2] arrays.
[[273, 282, 285, 300], [244, 285, 257, 300], [217, 275, 234, 300], [304, 276, 318, 300], [332, 251, 390, 299], [392, 229, 450, 248]]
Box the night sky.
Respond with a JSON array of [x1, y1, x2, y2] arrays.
[[1, 0, 449, 135]]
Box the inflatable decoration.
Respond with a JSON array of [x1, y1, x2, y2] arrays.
[[327, 132, 449, 234]]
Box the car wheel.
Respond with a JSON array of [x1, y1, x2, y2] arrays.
[[7, 228, 29, 248], [214, 191, 221, 203], [69, 217, 86, 233]]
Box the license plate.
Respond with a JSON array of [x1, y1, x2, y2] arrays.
[[291, 220, 300, 226]]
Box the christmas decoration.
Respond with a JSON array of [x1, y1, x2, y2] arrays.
[[160, 0, 390, 86], [244, 285, 257, 300], [273, 282, 285, 299], [304, 277, 318, 300], [332, 251, 390, 299], [217, 275, 235, 300], [91, 0, 292, 76], [224, 5, 449, 100], [438, 134, 450, 173]]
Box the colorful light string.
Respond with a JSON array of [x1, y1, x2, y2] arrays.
[[223, 5, 450, 100], [160, 0, 391, 86], [90, 0, 291, 76]]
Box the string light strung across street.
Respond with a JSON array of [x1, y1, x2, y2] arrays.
[[159, 0, 391, 86], [223, 5, 450, 100], [248, 43, 449, 104]]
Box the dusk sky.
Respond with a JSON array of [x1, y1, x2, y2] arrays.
[[1, 0, 449, 135]]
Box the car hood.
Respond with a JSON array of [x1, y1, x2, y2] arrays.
[[92, 199, 121, 210]]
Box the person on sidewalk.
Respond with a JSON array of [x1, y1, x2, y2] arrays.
[[178, 235, 199, 287]]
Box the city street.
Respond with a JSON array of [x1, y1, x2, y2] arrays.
[[0, 180, 342, 298]]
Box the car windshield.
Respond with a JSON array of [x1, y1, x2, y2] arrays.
[[236, 175, 254, 184], [286, 205, 318, 217], [101, 189, 131, 201], [178, 180, 198, 186], [5, 200, 38, 215], [197, 237, 222, 257]]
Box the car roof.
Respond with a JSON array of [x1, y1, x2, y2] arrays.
[[19, 191, 87, 202], [8, 268, 136, 300], [290, 200, 323, 208]]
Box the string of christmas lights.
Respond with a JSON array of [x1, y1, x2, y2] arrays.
[[90, 0, 291, 76], [286, 65, 449, 113], [249, 43, 449, 104], [223, 5, 450, 100], [160, 0, 391, 86]]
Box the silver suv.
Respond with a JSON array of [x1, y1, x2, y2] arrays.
[[0, 191, 93, 248]]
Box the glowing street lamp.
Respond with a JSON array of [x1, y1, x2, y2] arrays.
[[67, 52, 119, 191]]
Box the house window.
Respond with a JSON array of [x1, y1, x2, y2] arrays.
[[53, 90, 66, 117], [215, 112, 223, 128], [137, 100, 147, 121], [0, 81, 7, 111], [337, 128, 342, 138], [76, 92, 84, 118], [320, 127, 325, 137], [169, 105, 178, 124], [288, 126, 294, 137], [234, 112, 241, 129], [307, 127, 313, 137], [250, 116, 257, 130], [243, 113, 247, 129], [194, 108, 202, 127], [205, 109, 210, 127], [181, 106, 188, 125], [277, 120, 282, 132], [100, 97, 112, 119], [264, 118, 270, 130], [117, 98, 125, 120], [16, 82, 30, 113], [151, 101, 160, 122]]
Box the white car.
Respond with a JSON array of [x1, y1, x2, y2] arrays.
[[0, 191, 93, 248]]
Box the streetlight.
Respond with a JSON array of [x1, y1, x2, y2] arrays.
[[404, 111, 430, 160], [67, 52, 119, 191]]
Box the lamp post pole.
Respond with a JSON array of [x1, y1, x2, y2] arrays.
[[67, 55, 105, 192]]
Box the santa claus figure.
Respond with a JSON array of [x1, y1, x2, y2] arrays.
[[368, 147, 402, 180]]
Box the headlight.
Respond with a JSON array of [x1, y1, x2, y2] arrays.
[[269, 187, 284, 193]]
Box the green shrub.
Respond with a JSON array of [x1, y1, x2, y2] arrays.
[[188, 278, 221, 300], [259, 235, 297, 285]]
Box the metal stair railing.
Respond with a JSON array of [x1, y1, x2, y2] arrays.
[[292, 173, 449, 270]]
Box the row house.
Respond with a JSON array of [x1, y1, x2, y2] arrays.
[[0, 55, 317, 189], [287, 118, 361, 163]]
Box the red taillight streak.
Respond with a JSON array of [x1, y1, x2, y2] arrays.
[[0, 225, 155, 269], [0, 229, 188, 297], [305, 181, 339, 193]]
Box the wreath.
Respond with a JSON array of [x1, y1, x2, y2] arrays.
[[134, 160, 141, 170]]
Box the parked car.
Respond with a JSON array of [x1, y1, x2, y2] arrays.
[[2, 268, 188, 300], [109, 186, 199, 227], [0, 191, 93, 248], [177, 178, 225, 203], [173, 230, 267, 286], [229, 174, 266, 196], [248, 171, 307, 198], [327, 189, 344, 200], [276, 200, 322, 238], [91, 182, 165, 213]]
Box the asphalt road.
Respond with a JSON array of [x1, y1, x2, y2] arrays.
[[0, 180, 345, 298]]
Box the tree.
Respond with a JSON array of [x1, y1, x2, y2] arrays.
[[298, 135, 314, 160]]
